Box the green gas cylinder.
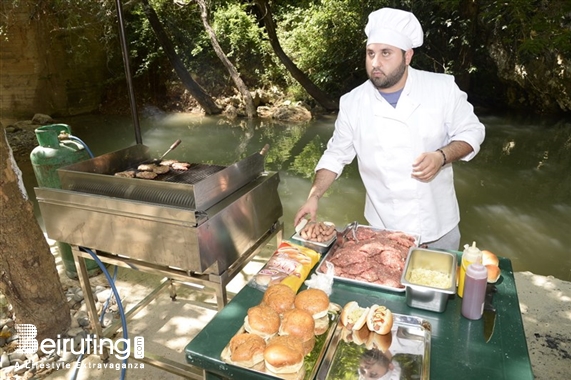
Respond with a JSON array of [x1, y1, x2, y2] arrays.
[[30, 124, 101, 279]]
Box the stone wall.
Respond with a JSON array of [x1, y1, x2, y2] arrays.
[[0, 2, 108, 119]]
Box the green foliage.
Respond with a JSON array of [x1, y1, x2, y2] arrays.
[[276, 0, 377, 95], [289, 136, 326, 178], [480, 0, 571, 64], [10, 0, 111, 65], [21, 0, 570, 113], [210, 3, 283, 87]]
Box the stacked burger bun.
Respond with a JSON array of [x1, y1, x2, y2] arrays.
[[226, 333, 266, 368], [262, 283, 296, 315], [244, 304, 280, 339], [482, 250, 501, 283], [264, 335, 305, 374], [279, 308, 316, 355], [223, 284, 332, 375], [294, 288, 331, 335]]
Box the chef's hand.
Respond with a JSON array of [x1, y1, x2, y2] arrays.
[[411, 152, 443, 182], [294, 196, 319, 227]]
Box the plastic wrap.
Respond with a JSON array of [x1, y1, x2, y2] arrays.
[[304, 261, 335, 296], [251, 241, 320, 292]]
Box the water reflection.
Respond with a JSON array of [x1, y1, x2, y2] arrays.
[[22, 112, 571, 281]]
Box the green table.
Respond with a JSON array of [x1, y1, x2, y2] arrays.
[[185, 255, 533, 379]]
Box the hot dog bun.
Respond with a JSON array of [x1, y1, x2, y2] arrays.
[[482, 250, 499, 266], [366, 304, 393, 335], [366, 331, 393, 352], [352, 324, 370, 346], [486, 264, 501, 283], [482, 250, 501, 282], [340, 301, 370, 330]]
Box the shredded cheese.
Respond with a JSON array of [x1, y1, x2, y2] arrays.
[[409, 268, 451, 289]]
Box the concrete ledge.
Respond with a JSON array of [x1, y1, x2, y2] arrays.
[[514, 272, 571, 380]]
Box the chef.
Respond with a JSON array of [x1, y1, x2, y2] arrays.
[[294, 7, 485, 250]]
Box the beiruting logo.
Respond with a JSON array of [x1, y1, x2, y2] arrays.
[[14, 324, 145, 370]]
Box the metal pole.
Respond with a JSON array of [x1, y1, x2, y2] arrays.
[[114, 0, 143, 145]]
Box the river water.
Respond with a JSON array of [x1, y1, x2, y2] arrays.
[[21, 111, 571, 281]]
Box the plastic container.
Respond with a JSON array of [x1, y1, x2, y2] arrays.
[[461, 263, 488, 320], [457, 241, 483, 297]]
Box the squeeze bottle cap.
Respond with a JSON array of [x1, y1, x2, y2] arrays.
[[463, 241, 482, 261], [466, 263, 488, 280]]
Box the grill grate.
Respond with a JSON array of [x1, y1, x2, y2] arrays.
[[64, 163, 228, 209], [163, 163, 225, 184]]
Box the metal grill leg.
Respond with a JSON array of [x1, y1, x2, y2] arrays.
[[72, 246, 109, 361]]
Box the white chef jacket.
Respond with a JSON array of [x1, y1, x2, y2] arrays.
[[315, 67, 485, 243]]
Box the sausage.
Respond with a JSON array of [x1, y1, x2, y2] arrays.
[[300, 222, 336, 243]]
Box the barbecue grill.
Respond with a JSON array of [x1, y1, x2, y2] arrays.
[[34, 143, 283, 377], [35, 144, 283, 276]]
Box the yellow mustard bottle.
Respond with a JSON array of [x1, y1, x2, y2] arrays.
[[457, 241, 483, 297]]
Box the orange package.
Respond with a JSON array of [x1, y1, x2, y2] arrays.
[[251, 241, 320, 292]]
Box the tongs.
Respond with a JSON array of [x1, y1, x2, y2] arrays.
[[144, 139, 182, 164], [338, 221, 359, 246]]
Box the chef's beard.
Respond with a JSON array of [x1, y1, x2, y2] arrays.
[[368, 59, 407, 90]]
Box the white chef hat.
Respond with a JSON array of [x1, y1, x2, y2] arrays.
[[364, 8, 423, 50]]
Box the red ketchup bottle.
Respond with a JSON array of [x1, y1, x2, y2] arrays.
[[461, 263, 488, 320]]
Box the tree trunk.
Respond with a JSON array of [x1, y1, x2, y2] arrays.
[[253, 0, 339, 112], [0, 129, 71, 343], [457, 0, 480, 91], [140, 0, 222, 115], [195, 0, 257, 118]]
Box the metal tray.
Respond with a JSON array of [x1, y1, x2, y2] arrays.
[[316, 224, 420, 293], [317, 314, 431, 380], [221, 310, 340, 380], [291, 222, 337, 254]]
